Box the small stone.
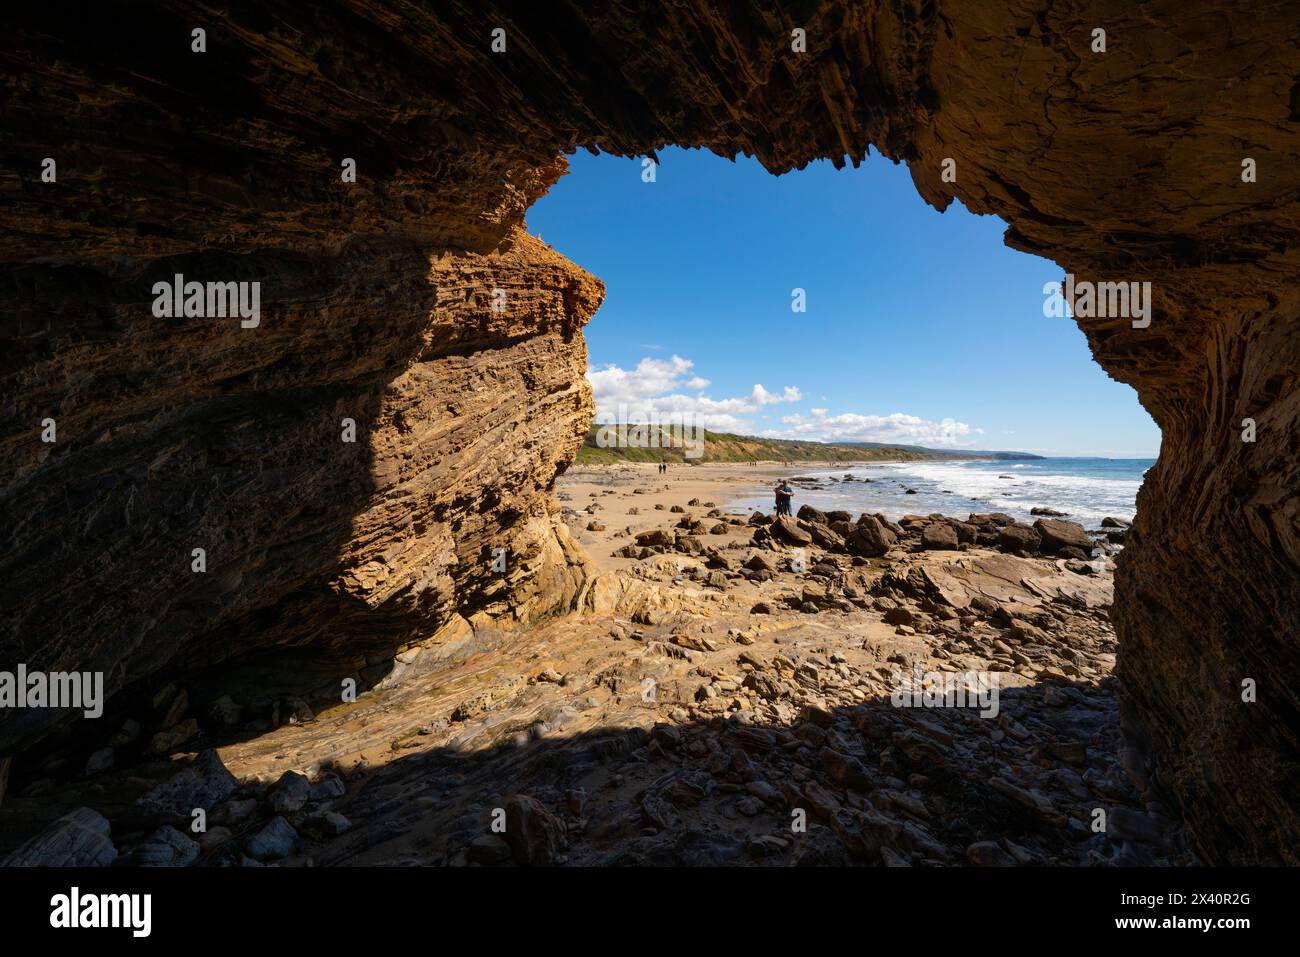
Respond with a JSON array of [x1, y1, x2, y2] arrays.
[[245, 817, 299, 861], [736, 796, 764, 816], [468, 834, 512, 864], [150, 718, 199, 754], [315, 811, 352, 836], [198, 826, 233, 851], [212, 798, 258, 825], [746, 780, 781, 804], [966, 840, 1015, 866], [269, 770, 312, 813], [282, 697, 315, 724], [309, 774, 346, 802], [84, 747, 115, 776], [109, 719, 141, 747], [132, 825, 200, 867]]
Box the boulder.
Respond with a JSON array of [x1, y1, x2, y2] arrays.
[[883, 606, 914, 626], [847, 515, 896, 557], [968, 512, 1015, 526], [808, 522, 844, 551], [245, 817, 299, 861], [1, 807, 118, 867], [1033, 518, 1094, 554], [205, 695, 243, 732], [770, 516, 813, 547], [634, 529, 675, 548], [131, 825, 201, 867], [136, 749, 238, 818], [797, 504, 828, 525], [921, 523, 959, 550], [269, 770, 312, 813], [997, 523, 1040, 555], [310, 774, 347, 802], [504, 795, 565, 866]]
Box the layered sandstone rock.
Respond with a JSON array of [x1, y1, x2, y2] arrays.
[[2, 1, 1298, 861], [1, 214, 599, 753]]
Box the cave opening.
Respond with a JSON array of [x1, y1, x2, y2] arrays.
[[3, 1, 1298, 871], [530, 145, 1160, 511]]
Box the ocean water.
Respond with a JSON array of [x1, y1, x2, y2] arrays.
[[728, 457, 1155, 528]]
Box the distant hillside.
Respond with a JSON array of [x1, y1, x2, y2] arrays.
[[574, 424, 1038, 464], [842, 441, 1044, 461]]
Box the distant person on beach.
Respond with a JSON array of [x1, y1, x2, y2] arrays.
[[775, 481, 793, 517]]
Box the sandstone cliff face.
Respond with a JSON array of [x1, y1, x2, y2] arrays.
[[2, 2, 1298, 862], [1, 205, 600, 752]]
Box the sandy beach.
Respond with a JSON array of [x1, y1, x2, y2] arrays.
[[558, 462, 791, 575]]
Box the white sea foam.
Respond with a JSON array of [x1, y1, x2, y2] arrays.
[[732, 457, 1149, 524]]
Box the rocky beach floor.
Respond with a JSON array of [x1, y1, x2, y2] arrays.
[[0, 463, 1191, 867]]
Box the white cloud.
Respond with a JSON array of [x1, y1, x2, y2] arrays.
[[587, 356, 800, 432], [764, 409, 984, 448], [587, 355, 982, 448], [751, 384, 802, 405]]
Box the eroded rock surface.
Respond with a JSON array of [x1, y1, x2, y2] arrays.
[[0, 509, 1187, 868]]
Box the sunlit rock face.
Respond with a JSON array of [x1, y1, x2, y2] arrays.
[[2, 1, 1298, 861]]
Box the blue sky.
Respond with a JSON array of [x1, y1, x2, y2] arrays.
[[528, 147, 1160, 458]]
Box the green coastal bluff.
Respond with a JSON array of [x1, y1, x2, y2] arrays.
[[575, 424, 1044, 464]]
